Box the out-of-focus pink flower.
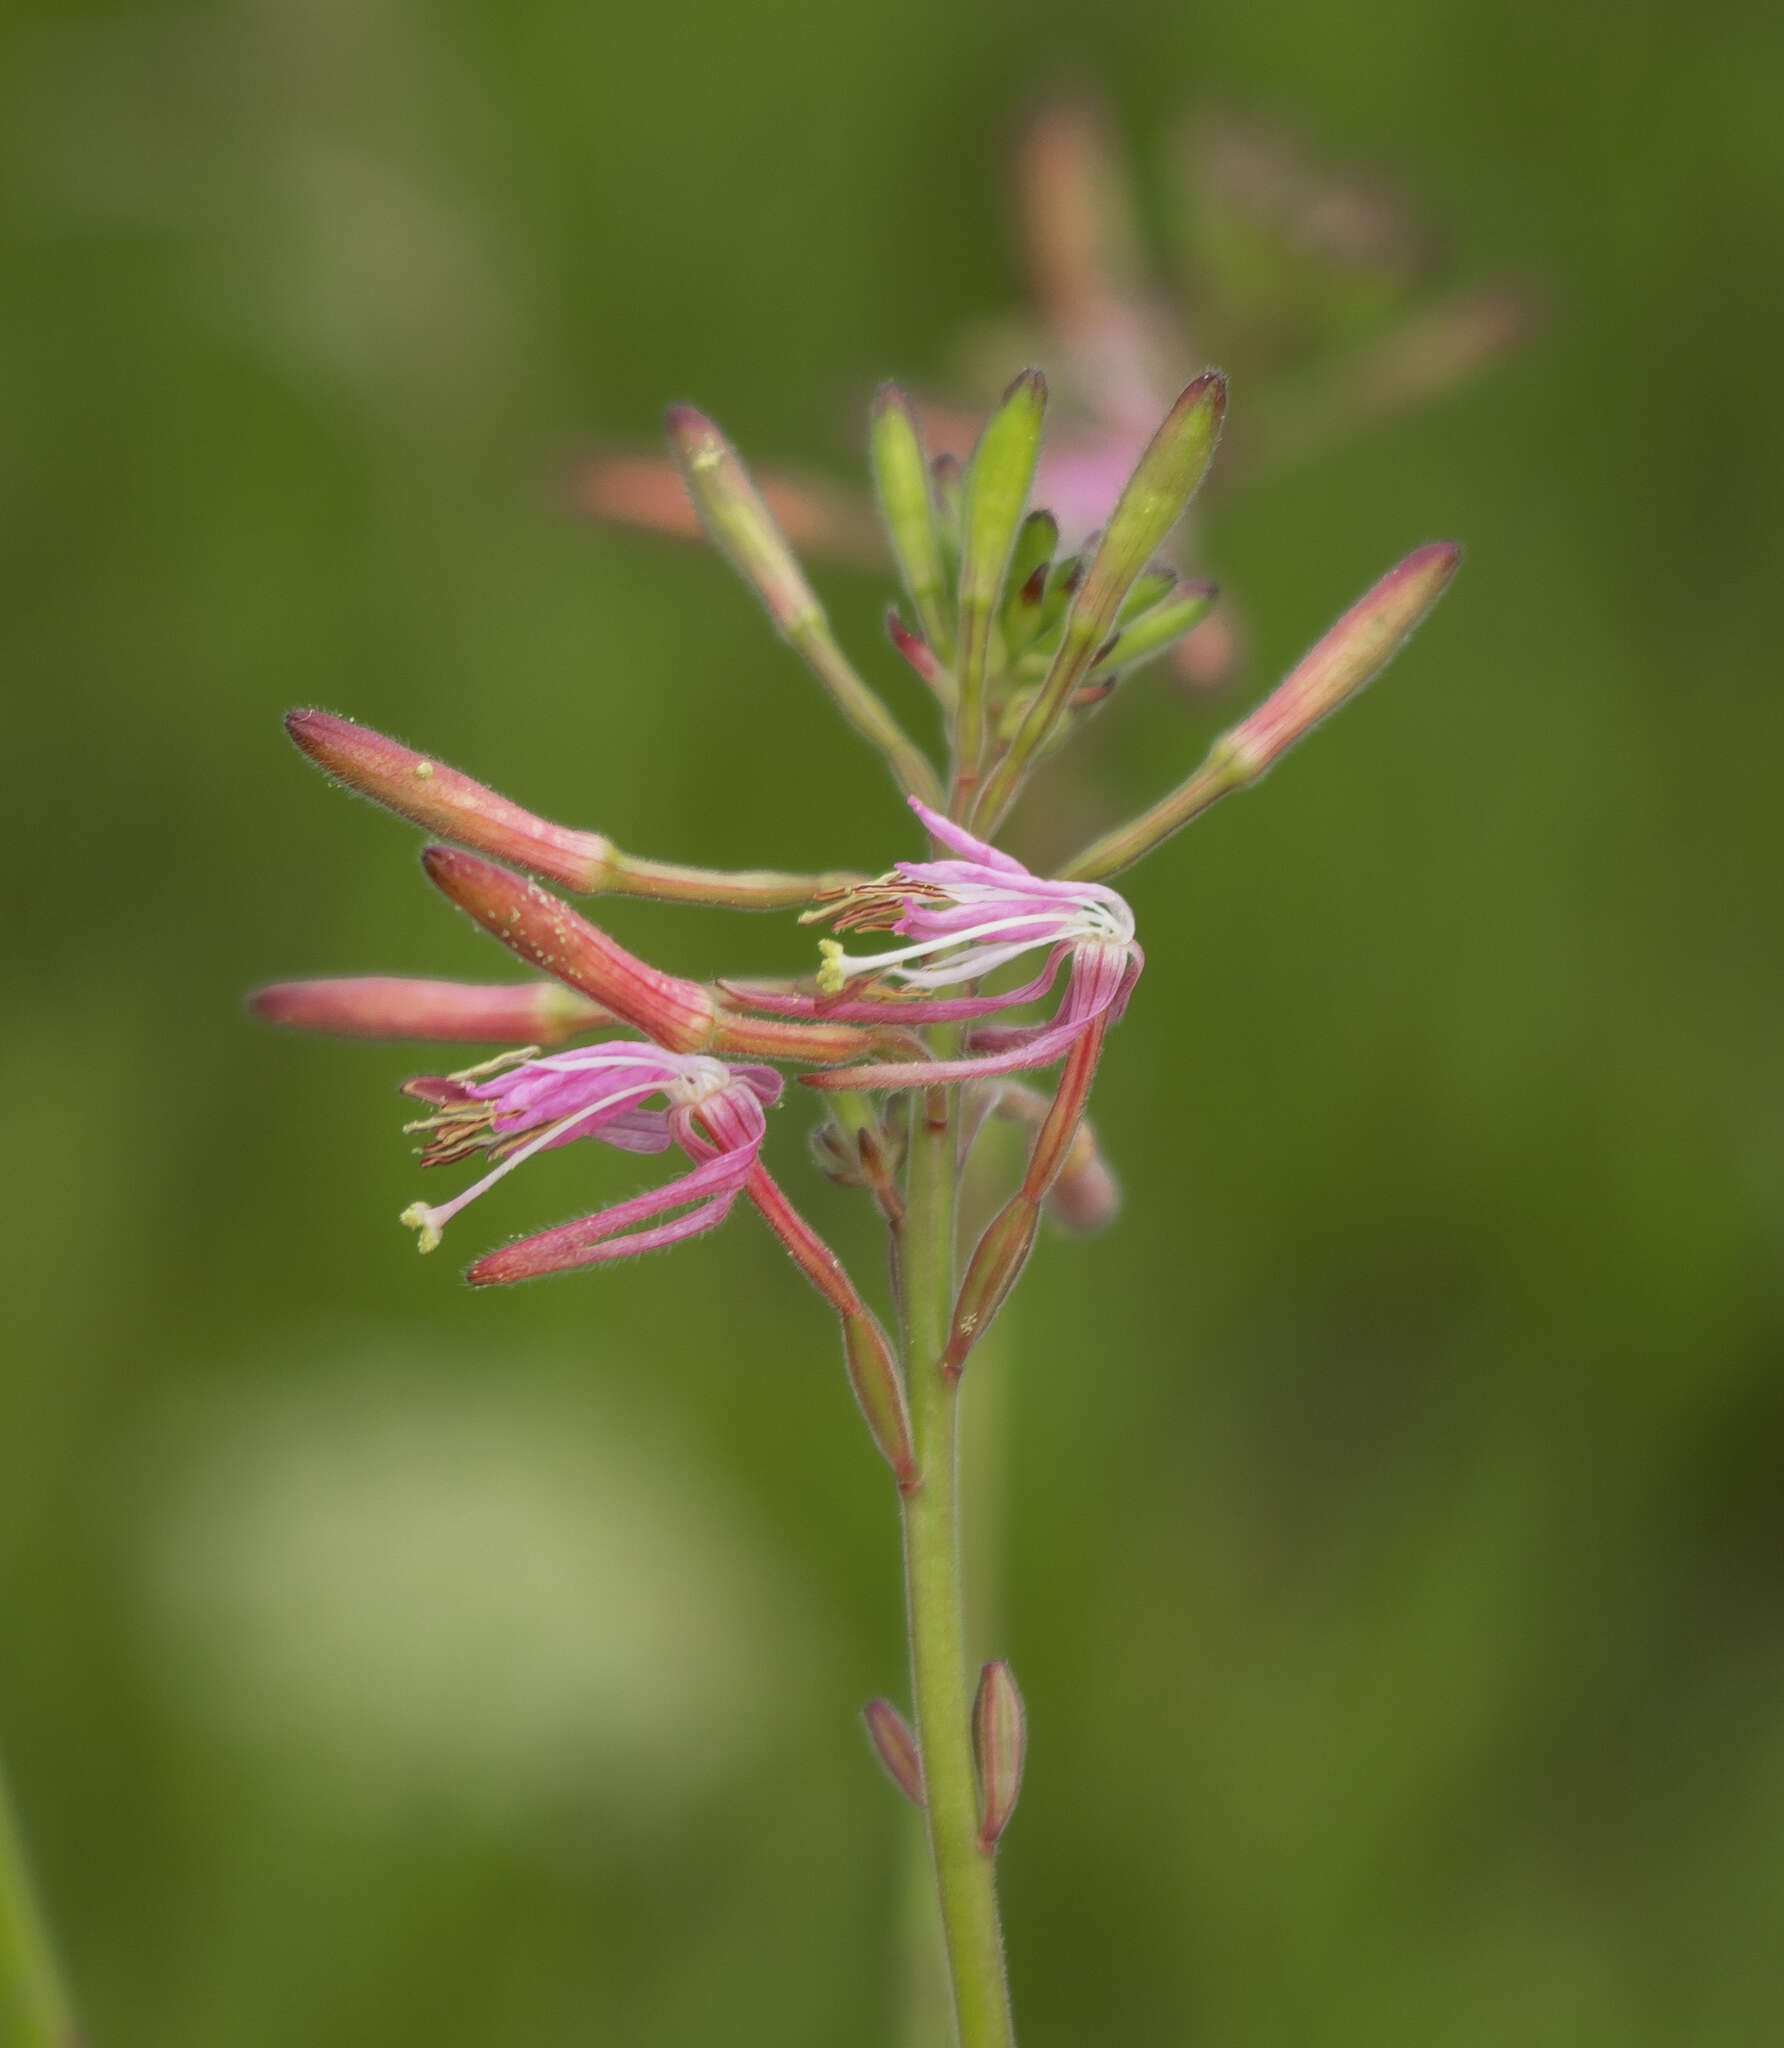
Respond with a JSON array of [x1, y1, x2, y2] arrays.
[[735, 799, 1142, 1089], [397, 1041, 780, 1280]]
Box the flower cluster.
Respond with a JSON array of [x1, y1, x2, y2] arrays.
[[255, 375, 1458, 1381], [255, 365, 1461, 2042]]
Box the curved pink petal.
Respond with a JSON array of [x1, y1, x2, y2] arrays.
[[468, 1193, 740, 1283], [464, 1146, 757, 1282], [800, 944, 1139, 1090], [717, 950, 1069, 1024], [905, 796, 1028, 875]]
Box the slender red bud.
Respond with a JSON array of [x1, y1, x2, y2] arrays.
[[862, 1700, 926, 1808], [419, 847, 878, 1064], [420, 845, 715, 1051], [249, 976, 613, 1046], [1059, 542, 1463, 881], [1222, 542, 1462, 778], [973, 1661, 1027, 1851], [286, 711, 613, 891]]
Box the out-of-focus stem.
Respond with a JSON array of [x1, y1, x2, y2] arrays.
[[0, 1750, 79, 2048], [899, 1072, 1016, 2048]]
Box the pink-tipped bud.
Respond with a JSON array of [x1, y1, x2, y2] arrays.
[[972, 1661, 1026, 1851], [420, 845, 717, 1052], [1060, 543, 1464, 883], [249, 976, 613, 1047], [1221, 541, 1462, 780], [947, 1195, 1040, 1374], [665, 407, 824, 638], [862, 1699, 926, 1808], [285, 711, 612, 892]]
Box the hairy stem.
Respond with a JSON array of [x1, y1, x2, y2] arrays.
[[899, 1081, 1016, 2048], [0, 1748, 78, 2048]]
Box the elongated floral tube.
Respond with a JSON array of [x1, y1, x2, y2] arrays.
[[420, 846, 881, 1064], [666, 407, 942, 806], [250, 975, 614, 1045], [286, 710, 850, 908], [1059, 541, 1462, 882], [976, 372, 1226, 830]]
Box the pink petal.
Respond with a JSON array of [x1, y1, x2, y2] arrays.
[[718, 951, 1068, 1024], [464, 1145, 757, 1282], [905, 797, 1028, 875], [468, 1194, 740, 1282]]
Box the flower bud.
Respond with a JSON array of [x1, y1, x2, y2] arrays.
[[665, 407, 824, 637], [842, 1307, 918, 1492], [666, 408, 942, 806], [420, 845, 717, 1051], [862, 1699, 926, 1808], [1059, 541, 1462, 882], [286, 711, 612, 892], [957, 370, 1048, 764], [972, 1660, 1026, 1851], [977, 373, 1226, 826], [420, 847, 878, 1065], [947, 1195, 1040, 1374], [1070, 373, 1226, 647], [871, 384, 952, 659], [1222, 541, 1461, 778], [249, 976, 612, 1046]]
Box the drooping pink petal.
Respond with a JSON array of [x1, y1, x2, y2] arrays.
[[801, 944, 1138, 1090], [905, 797, 1029, 875], [464, 1145, 759, 1283], [468, 1193, 741, 1283]]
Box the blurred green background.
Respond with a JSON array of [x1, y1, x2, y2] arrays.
[[4, 0, 1782, 2042]]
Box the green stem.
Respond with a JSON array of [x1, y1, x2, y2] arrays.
[[899, 1084, 1016, 2048], [0, 1746, 79, 2048]]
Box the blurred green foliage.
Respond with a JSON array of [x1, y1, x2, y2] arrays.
[[3, 0, 1782, 2042]]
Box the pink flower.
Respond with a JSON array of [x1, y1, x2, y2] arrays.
[[737, 799, 1143, 1089], [397, 1041, 782, 1282]]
